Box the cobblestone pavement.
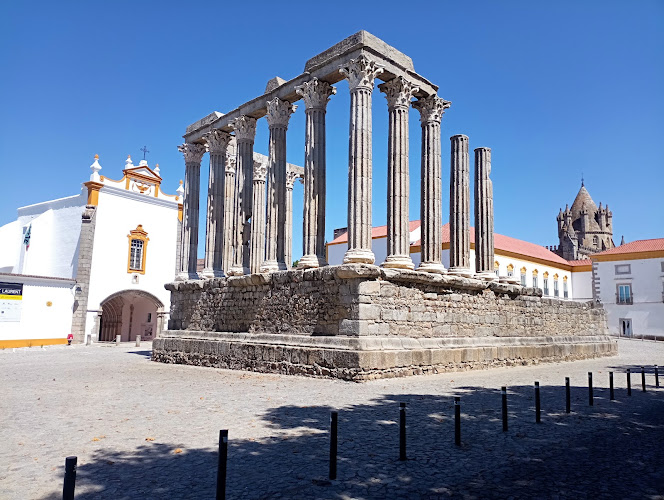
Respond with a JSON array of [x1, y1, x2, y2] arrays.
[[0, 339, 662, 500]]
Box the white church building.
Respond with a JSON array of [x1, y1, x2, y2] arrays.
[[0, 155, 182, 348]]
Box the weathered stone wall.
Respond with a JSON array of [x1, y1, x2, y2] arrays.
[[165, 264, 607, 339], [156, 264, 614, 380]]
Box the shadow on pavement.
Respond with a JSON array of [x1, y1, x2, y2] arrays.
[[43, 370, 663, 500]]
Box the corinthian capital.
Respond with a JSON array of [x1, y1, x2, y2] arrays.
[[286, 169, 301, 189], [253, 160, 268, 182], [204, 129, 232, 154], [178, 143, 206, 164], [412, 95, 452, 124], [378, 76, 419, 110], [266, 97, 297, 129], [295, 78, 336, 110], [339, 54, 384, 92], [230, 116, 257, 142]]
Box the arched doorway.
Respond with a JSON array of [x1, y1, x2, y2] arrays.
[[98, 290, 164, 342]]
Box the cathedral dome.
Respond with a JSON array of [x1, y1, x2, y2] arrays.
[[570, 184, 598, 219]]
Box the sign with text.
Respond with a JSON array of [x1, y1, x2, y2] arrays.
[[0, 282, 23, 322]]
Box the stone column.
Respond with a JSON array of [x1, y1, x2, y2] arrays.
[[228, 116, 256, 276], [339, 54, 384, 265], [284, 169, 300, 269], [261, 97, 296, 272], [176, 143, 206, 280], [412, 95, 451, 274], [295, 78, 336, 269], [474, 147, 496, 280], [250, 159, 267, 274], [222, 153, 236, 273], [379, 76, 418, 270], [201, 130, 231, 278], [449, 134, 473, 277]]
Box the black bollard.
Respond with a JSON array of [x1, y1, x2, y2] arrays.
[[627, 369, 632, 396], [329, 411, 338, 479], [610, 372, 615, 401], [63, 456, 77, 500], [399, 403, 406, 461], [216, 430, 228, 500], [642, 367, 646, 392], [502, 387, 508, 432], [454, 397, 461, 446], [656, 365, 659, 388], [535, 382, 541, 423], [588, 372, 594, 406], [565, 377, 571, 414]]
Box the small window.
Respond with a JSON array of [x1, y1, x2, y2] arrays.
[[563, 279, 569, 299], [660, 261, 664, 273], [543, 278, 549, 296], [617, 284, 632, 304], [593, 235, 599, 247], [615, 264, 631, 275], [127, 225, 149, 274], [507, 264, 514, 277], [147, 313, 152, 323], [554, 279, 559, 297]]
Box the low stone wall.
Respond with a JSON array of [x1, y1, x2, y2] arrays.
[[154, 264, 616, 380]]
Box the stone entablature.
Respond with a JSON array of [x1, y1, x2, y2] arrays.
[[154, 265, 615, 380]]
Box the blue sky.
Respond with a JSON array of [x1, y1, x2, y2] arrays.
[[1, 0, 662, 260]]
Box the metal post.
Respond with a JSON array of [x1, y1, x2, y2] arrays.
[[501, 387, 508, 432], [609, 372, 615, 401], [63, 456, 77, 500], [329, 411, 338, 479], [135, 335, 141, 347], [627, 369, 632, 396], [656, 365, 659, 388], [454, 397, 461, 446], [535, 382, 541, 423], [216, 430, 228, 500], [115, 334, 121, 345], [641, 366, 646, 392], [565, 377, 570, 414], [399, 402, 406, 461], [86, 335, 91, 346], [588, 372, 594, 406]]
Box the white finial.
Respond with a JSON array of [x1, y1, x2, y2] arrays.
[[90, 154, 102, 181], [176, 179, 184, 200], [154, 163, 160, 175], [125, 155, 134, 168]]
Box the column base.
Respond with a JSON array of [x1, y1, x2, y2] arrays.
[[176, 271, 200, 281], [260, 260, 288, 273], [228, 265, 248, 276], [200, 268, 226, 279], [343, 248, 375, 265], [416, 262, 447, 274], [297, 254, 328, 270], [448, 267, 474, 278], [476, 271, 498, 282], [381, 255, 414, 270]]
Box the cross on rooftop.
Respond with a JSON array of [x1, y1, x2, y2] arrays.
[[140, 146, 150, 160]]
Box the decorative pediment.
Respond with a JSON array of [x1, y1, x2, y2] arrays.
[[123, 166, 162, 184]]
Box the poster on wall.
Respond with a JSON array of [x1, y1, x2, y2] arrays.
[[0, 283, 23, 322]]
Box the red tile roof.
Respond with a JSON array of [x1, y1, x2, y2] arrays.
[[330, 221, 576, 267], [592, 238, 664, 256], [567, 259, 593, 267]]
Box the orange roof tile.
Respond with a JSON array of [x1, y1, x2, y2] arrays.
[[567, 259, 593, 267], [330, 220, 421, 244], [592, 238, 664, 256]]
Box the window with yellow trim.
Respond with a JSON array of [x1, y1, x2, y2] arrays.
[[520, 266, 527, 286], [507, 264, 514, 278], [494, 260, 500, 276], [532, 269, 539, 289], [127, 225, 149, 274]]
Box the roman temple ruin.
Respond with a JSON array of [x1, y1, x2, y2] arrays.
[[153, 31, 616, 380]]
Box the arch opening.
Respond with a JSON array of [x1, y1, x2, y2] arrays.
[[99, 290, 164, 342]]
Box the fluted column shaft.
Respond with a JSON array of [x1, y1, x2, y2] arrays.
[[474, 147, 495, 278], [413, 95, 450, 273], [340, 55, 384, 265], [296, 78, 335, 269], [380, 77, 418, 269], [449, 134, 472, 276], [222, 155, 236, 273], [229, 116, 256, 276], [285, 172, 296, 268], [262, 98, 296, 272], [202, 130, 231, 278], [250, 161, 267, 274], [177, 143, 206, 280]]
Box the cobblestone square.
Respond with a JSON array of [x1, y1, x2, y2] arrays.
[[1, 339, 662, 499]]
